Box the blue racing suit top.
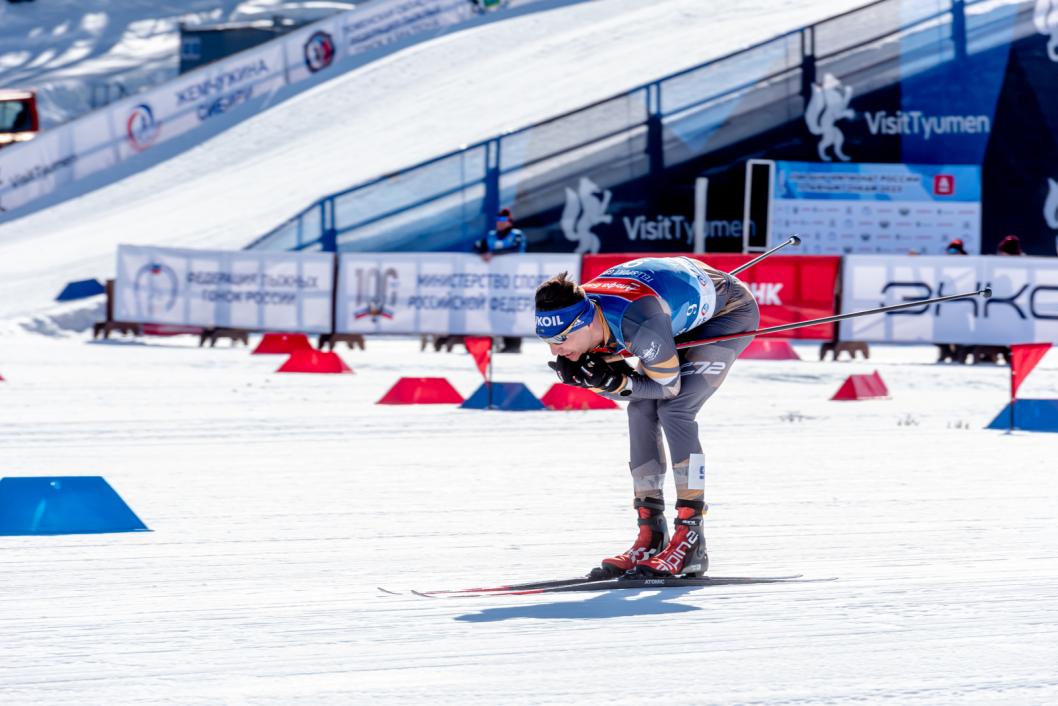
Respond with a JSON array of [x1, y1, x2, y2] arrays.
[[582, 256, 720, 352]]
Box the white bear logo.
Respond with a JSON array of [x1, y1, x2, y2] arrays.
[[805, 73, 855, 162], [1035, 0, 1058, 62], [560, 177, 612, 254], [1045, 178, 1058, 254]]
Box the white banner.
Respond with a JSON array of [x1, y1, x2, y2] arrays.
[[337, 0, 475, 60], [840, 255, 1058, 344], [109, 44, 288, 160], [114, 244, 334, 333], [282, 18, 345, 86], [335, 253, 580, 335], [0, 0, 567, 216]]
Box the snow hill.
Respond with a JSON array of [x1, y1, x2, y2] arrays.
[[0, 0, 358, 127], [0, 0, 855, 327]]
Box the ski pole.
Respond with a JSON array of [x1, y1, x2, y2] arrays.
[[729, 235, 801, 276], [674, 287, 993, 350]]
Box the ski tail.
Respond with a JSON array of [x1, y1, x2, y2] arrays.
[[421, 575, 600, 595]]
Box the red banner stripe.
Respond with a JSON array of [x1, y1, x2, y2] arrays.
[[581, 254, 841, 340]]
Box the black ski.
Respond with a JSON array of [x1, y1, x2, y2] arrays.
[[379, 574, 603, 596], [471, 574, 814, 596], [494, 574, 819, 595], [385, 574, 828, 598]]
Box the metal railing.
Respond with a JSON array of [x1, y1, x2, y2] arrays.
[[246, 0, 1034, 253]]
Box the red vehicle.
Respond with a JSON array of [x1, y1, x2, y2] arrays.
[[0, 89, 40, 149]]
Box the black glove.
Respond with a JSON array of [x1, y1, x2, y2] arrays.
[[548, 355, 588, 387], [548, 354, 631, 393], [579, 353, 630, 393]]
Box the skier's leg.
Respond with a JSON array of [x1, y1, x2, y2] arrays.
[[660, 336, 747, 502], [663, 287, 760, 501], [627, 397, 666, 500], [635, 291, 759, 577], [592, 398, 669, 578]]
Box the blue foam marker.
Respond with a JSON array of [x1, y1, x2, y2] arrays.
[[0, 476, 150, 535], [985, 399, 1058, 433], [55, 278, 105, 302], [460, 382, 545, 411]]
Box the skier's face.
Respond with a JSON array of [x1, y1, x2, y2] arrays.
[[548, 324, 594, 359]]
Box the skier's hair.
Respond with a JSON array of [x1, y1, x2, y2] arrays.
[[535, 271, 586, 311]]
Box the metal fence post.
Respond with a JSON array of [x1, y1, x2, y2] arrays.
[[483, 139, 501, 229], [646, 83, 665, 213], [952, 0, 967, 63], [800, 26, 816, 105], [320, 198, 337, 252]]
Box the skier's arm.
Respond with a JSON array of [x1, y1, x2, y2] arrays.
[[613, 298, 681, 400]]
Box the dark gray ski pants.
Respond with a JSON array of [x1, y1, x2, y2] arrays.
[[627, 284, 760, 501]]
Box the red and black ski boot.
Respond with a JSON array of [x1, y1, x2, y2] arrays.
[[589, 497, 668, 580], [631, 499, 708, 577]]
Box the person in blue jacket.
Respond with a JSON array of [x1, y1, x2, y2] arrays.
[[534, 256, 759, 578], [476, 208, 527, 352], [475, 208, 526, 261]]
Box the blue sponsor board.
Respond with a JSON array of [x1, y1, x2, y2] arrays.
[[771, 161, 981, 254], [774, 161, 980, 202]]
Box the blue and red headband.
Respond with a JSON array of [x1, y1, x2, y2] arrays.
[[535, 296, 595, 343]]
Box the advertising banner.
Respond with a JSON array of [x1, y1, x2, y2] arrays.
[[839, 254, 1058, 344], [0, 109, 118, 213], [769, 161, 981, 256], [110, 43, 287, 160], [114, 244, 334, 332], [282, 18, 344, 86], [581, 253, 840, 339], [338, 0, 475, 60], [335, 253, 579, 335], [0, 42, 288, 213]]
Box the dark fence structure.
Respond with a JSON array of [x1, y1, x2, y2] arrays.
[[248, 0, 1057, 257]]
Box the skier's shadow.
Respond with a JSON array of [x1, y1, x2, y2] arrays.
[[455, 588, 708, 622]]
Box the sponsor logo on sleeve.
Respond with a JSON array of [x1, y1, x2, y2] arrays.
[[640, 341, 661, 362]]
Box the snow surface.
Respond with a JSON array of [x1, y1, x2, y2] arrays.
[[5, 3, 1057, 701], [1, 333, 1057, 704], [0, 0, 857, 324]]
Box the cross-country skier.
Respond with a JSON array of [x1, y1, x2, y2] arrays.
[[534, 256, 759, 578]]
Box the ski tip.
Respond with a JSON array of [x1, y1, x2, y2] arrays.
[[377, 586, 402, 595]]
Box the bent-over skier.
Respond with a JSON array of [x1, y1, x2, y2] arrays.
[[534, 256, 759, 578]]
